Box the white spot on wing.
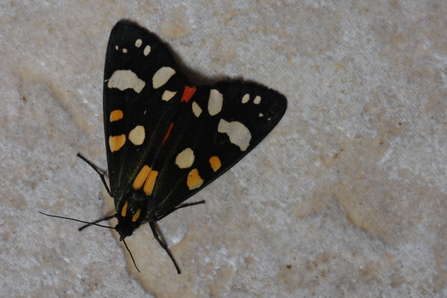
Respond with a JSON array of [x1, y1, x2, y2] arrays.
[[122, 48, 127, 53], [162, 90, 177, 101], [192, 101, 202, 117], [175, 148, 195, 169], [129, 125, 145, 146], [242, 93, 250, 104], [135, 39, 142, 47], [152, 67, 176, 89], [208, 89, 223, 116], [144, 45, 151, 56], [217, 119, 251, 151], [253, 95, 261, 104], [108, 70, 146, 93]]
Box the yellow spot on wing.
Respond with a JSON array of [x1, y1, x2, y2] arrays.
[[187, 168, 203, 190], [109, 135, 126, 152], [110, 110, 123, 122], [144, 170, 159, 196], [133, 165, 150, 190], [209, 156, 221, 172], [121, 201, 128, 217]]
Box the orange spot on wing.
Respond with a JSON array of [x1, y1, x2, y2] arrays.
[[187, 168, 204, 190], [180, 86, 196, 103], [162, 123, 174, 145], [209, 156, 222, 172], [132, 165, 150, 190], [143, 170, 159, 196], [109, 135, 126, 152], [132, 209, 142, 222], [121, 201, 128, 218], [110, 110, 124, 122]]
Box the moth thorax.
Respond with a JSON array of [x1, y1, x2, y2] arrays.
[[116, 198, 148, 239]]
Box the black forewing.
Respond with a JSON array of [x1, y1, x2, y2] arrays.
[[104, 21, 287, 220], [149, 81, 287, 219], [103, 21, 190, 202]]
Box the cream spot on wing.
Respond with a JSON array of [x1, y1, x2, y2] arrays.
[[122, 48, 127, 53], [135, 39, 142, 47], [162, 90, 177, 101], [115, 45, 119, 50], [209, 156, 221, 172], [175, 148, 195, 169], [217, 119, 251, 151], [110, 110, 124, 122], [208, 89, 223, 116], [187, 168, 203, 190], [129, 125, 145, 146], [242, 93, 250, 104], [109, 135, 126, 152], [107, 70, 146, 93], [143, 45, 151, 56], [253, 95, 261, 104], [192, 101, 202, 117], [259, 113, 264, 117], [152, 67, 176, 89]]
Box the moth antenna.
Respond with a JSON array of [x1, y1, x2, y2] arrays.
[[39, 211, 114, 230], [122, 237, 140, 272]]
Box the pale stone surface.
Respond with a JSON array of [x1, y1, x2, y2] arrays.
[[1, 1, 446, 297]]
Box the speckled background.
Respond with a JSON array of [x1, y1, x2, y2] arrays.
[[1, 1, 447, 297]]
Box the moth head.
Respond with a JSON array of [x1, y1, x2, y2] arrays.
[[115, 198, 147, 240]]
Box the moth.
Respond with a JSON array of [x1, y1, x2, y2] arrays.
[[45, 20, 287, 274]]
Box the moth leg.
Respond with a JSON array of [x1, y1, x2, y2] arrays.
[[175, 200, 205, 210], [79, 214, 116, 231], [149, 221, 181, 274], [77, 153, 112, 196], [156, 200, 205, 221]]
